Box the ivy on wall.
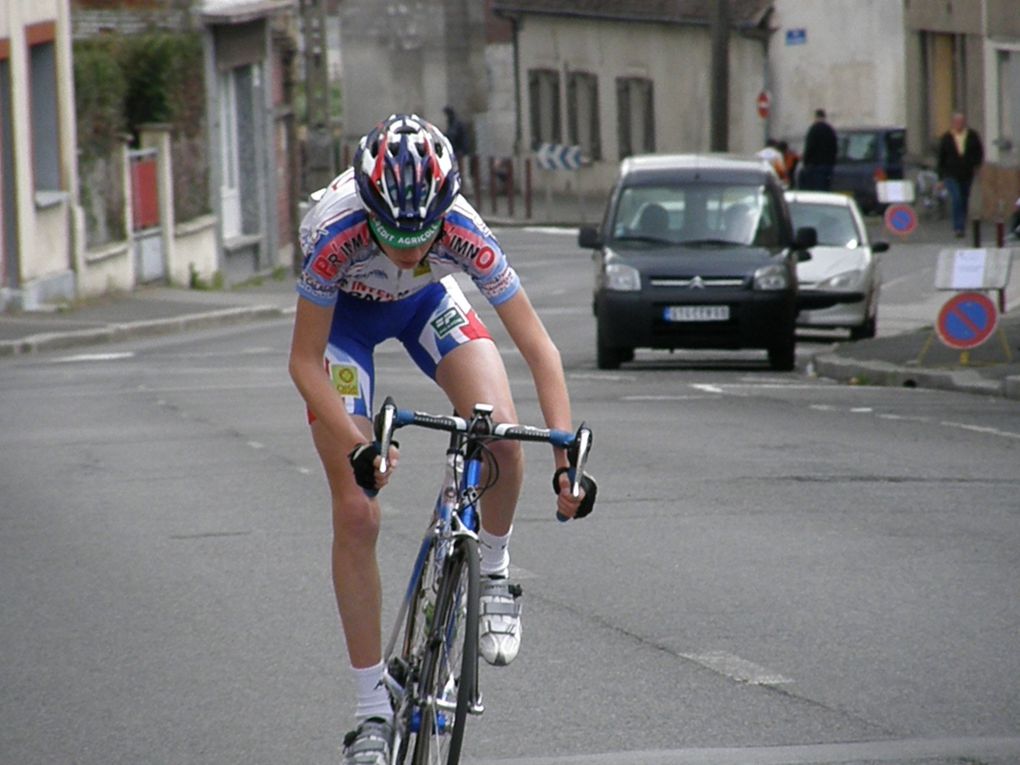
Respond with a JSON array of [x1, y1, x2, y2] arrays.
[[73, 30, 210, 241]]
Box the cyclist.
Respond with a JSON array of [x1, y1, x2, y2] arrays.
[[288, 114, 595, 764]]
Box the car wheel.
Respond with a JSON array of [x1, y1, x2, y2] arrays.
[[596, 324, 625, 370], [767, 337, 796, 371], [849, 314, 877, 341]]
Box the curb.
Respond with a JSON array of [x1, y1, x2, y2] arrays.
[[812, 352, 1020, 400], [0, 305, 289, 358]]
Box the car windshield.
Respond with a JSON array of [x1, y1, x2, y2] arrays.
[[788, 202, 861, 248], [611, 183, 780, 248]]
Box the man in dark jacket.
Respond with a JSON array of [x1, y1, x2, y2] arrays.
[[800, 109, 838, 191], [937, 112, 984, 237]]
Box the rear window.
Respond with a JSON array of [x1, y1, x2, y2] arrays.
[[788, 202, 861, 248], [837, 130, 906, 163], [612, 183, 781, 248]]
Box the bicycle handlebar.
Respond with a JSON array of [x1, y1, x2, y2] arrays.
[[372, 396, 593, 514]]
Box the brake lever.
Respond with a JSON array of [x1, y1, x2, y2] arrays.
[[570, 423, 592, 499], [375, 396, 397, 475]]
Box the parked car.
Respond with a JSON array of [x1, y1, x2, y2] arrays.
[[786, 190, 889, 340], [828, 126, 906, 214], [579, 154, 818, 371]]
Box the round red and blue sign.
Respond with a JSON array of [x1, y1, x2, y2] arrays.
[[884, 203, 917, 237], [935, 292, 998, 350]]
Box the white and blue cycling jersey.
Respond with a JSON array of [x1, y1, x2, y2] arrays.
[[298, 169, 519, 308], [296, 169, 520, 418]]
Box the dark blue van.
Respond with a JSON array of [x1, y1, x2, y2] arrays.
[[829, 127, 906, 214]]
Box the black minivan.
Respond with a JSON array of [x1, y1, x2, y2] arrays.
[[579, 154, 818, 371]]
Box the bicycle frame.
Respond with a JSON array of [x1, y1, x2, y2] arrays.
[[383, 422, 481, 664], [375, 397, 592, 764]]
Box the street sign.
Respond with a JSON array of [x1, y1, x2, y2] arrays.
[[884, 203, 917, 237], [935, 291, 999, 350], [785, 28, 807, 45], [756, 90, 771, 120], [876, 180, 914, 203], [535, 143, 583, 171]]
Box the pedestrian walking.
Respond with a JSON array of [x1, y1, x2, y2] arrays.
[[936, 112, 984, 238], [800, 108, 837, 191]]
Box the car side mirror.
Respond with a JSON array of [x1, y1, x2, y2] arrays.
[[794, 226, 818, 250], [578, 225, 602, 249], [872, 241, 890, 253]]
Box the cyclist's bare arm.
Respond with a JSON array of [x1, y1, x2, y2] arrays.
[[480, 290, 593, 518], [493, 289, 573, 470], [289, 297, 397, 488]]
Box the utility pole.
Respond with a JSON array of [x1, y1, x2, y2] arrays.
[[301, 0, 334, 192], [709, 0, 729, 152]]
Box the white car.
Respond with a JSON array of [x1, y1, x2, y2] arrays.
[[785, 190, 889, 340]]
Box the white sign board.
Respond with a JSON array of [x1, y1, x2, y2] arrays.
[[935, 248, 1015, 290], [876, 180, 915, 204], [950, 249, 987, 289]]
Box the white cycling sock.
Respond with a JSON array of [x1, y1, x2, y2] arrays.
[[352, 660, 392, 722], [478, 526, 512, 577]]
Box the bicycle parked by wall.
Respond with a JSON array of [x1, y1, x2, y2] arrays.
[[372, 396, 594, 764]]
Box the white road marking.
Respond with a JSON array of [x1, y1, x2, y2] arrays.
[[621, 395, 715, 401], [679, 650, 793, 686], [465, 736, 1020, 765], [940, 420, 1020, 439], [518, 226, 578, 236], [690, 383, 725, 394], [50, 351, 135, 363]]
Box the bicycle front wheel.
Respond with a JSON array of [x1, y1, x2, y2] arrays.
[[410, 535, 480, 765]]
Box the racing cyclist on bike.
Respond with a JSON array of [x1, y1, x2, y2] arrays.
[[288, 114, 596, 764]]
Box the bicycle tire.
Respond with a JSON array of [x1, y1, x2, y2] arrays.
[[410, 535, 480, 765], [392, 537, 440, 765]]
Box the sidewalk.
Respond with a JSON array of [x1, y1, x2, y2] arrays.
[[0, 277, 296, 356], [2, 216, 1018, 400]]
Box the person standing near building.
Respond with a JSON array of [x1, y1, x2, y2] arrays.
[[800, 108, 838, 191], [937, 112, 984, 238]]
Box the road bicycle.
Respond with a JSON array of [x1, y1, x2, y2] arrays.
[[371, 396, 593, 765]]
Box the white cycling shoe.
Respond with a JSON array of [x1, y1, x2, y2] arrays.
[[479, 576, 522, 666]]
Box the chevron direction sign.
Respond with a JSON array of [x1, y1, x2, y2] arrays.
[[535, 143, 583, 170]]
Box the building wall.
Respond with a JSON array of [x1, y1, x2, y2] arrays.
[[1, 0, 79, 309], [513, 15, 769, 191], [338, 0, 489, 156], [768, 0, 906, 151]]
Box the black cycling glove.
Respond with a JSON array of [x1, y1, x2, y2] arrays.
[[552, 467, 598, 519], [349, 442, 381, 492], [348, 441, 400, 494]]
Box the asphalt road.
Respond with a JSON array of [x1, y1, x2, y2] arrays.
[[2, 228, 1018, 765]]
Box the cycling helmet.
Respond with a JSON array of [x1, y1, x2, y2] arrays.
[[353, 113, 461, 249]]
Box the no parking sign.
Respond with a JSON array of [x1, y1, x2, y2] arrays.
[[884, 203, 917, 237], [935, 292, 999, 350]]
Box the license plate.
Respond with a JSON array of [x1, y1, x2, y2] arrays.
[[664, 305, 730, 322]]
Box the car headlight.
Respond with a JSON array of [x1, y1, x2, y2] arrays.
[[817, 269, 865, 290], [753, 264, 789, 291], [604, 262, 641, 291]]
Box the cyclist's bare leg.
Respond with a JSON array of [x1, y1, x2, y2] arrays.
[[311, 415, 383, 669], [435, 338, 524, 536]]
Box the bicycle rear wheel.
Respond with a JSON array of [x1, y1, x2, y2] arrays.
[[410, 535, 479, 765]]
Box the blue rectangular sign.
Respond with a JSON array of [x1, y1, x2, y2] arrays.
[[786, 28, 807, 46]]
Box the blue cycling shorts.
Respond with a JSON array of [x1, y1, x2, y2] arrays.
[[309, 276, 492, 422]]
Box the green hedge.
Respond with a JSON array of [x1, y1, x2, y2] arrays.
[[73, 32, 210, 228]]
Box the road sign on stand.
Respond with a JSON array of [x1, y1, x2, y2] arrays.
[[935, 292, 998, 350], [884, 203, 918, 237], [756, 90, 771, 120], [535, 143, 583, 171]]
